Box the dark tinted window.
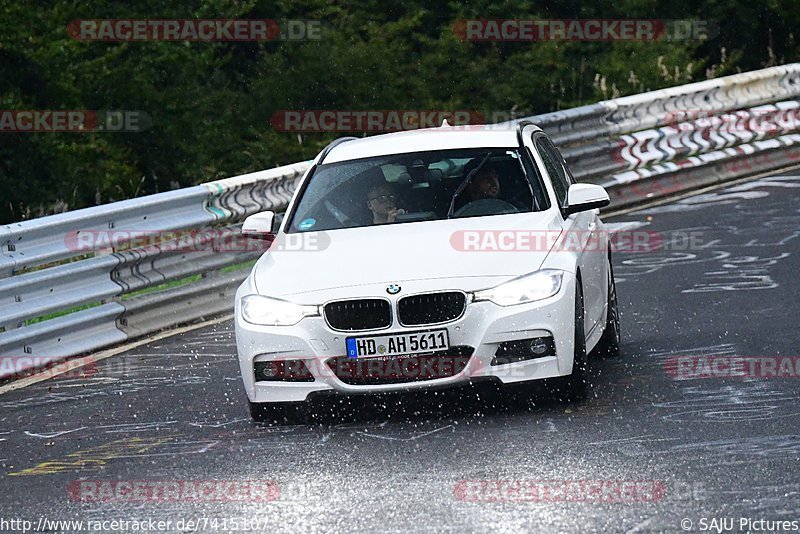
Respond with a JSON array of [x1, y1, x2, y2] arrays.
[[535, 136, 569, 208], [544, 138, 574, 185]]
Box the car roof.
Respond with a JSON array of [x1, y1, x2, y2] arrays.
[[321, 124, 541, 164]]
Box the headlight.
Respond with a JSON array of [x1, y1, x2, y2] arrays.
[[473, 269, 564, 306], [240, 295, 319, 326]]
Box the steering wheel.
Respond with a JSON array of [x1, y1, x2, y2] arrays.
[[453, 198, 519, 218]]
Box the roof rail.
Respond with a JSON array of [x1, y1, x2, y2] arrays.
[[317, 136, 359, 165], [515, 120, 536, 148]]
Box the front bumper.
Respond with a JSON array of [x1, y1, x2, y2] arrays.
[[235, 274, 577, 403]]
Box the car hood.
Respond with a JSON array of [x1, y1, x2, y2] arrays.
[[253, 211, 562, 298]]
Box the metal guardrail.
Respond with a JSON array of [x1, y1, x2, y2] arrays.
[[0, 163, 309, 377], [530, 63, 800, 147], [517, 64, 800, 183], [0, 187, 213, 278], [2, 64, 800, 379]]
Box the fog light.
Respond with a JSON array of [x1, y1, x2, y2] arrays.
[[492, 336, 556, 366], [530, 339, 550, 355], [259, 362, 279, 379], [254, 359, 315, 382]]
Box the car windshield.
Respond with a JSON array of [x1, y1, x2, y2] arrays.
[[286, 148, 548, 232]]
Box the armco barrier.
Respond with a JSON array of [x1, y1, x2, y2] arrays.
[[117, 270, 246, 339], [0, 255, 120, 330], [0, 162, 309, 378], [602, 133, 800, 206], [0, 304, 127, 364], [613, 102, 800, 171], [204, 162, 310, 221], [0, 187, 214, 278], [2, 64, 800, 379], [520, 64, 800, 147]]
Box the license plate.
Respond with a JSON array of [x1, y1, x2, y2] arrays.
[[346, 329, 450, 358]]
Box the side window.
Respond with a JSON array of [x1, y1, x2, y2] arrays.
[[534, 136, 569, 208], [545, 138, 575, 185]]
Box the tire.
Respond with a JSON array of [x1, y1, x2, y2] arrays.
[[248, 400, 305, 425], [551, 279, 588, 402], [593, 255, 621, 358]]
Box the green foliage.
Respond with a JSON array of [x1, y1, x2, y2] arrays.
[[0, 0, 797, 223]]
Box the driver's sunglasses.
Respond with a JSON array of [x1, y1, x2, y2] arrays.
[[368, 193, 396, 203]]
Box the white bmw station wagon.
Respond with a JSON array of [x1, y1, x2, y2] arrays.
[[235, 122, 620, 421]]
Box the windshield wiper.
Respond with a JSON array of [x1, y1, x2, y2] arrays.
[[446, 152, 493, 218]]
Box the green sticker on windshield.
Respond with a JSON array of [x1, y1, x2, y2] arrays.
[[298, 218, 316, 230]]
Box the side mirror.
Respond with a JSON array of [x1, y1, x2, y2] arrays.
[[564, 184, 610, 216], [242, 211, 280, 238]]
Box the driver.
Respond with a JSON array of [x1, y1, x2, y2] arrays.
[[464, 161, 502, 201], [366, 182, 406, 224], [452, 159, 520, 217]]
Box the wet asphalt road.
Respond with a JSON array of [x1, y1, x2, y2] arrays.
[[1, 174, 799, 533]]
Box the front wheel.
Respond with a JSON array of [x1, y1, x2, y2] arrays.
[[593, 257, 621, 358], [550, 280, 588, 402]]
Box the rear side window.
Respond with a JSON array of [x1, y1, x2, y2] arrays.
[[544, 138, 574, 185], [535, 136, 569, 208]]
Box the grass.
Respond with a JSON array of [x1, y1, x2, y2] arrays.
[[23, 301, 102, 326]]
